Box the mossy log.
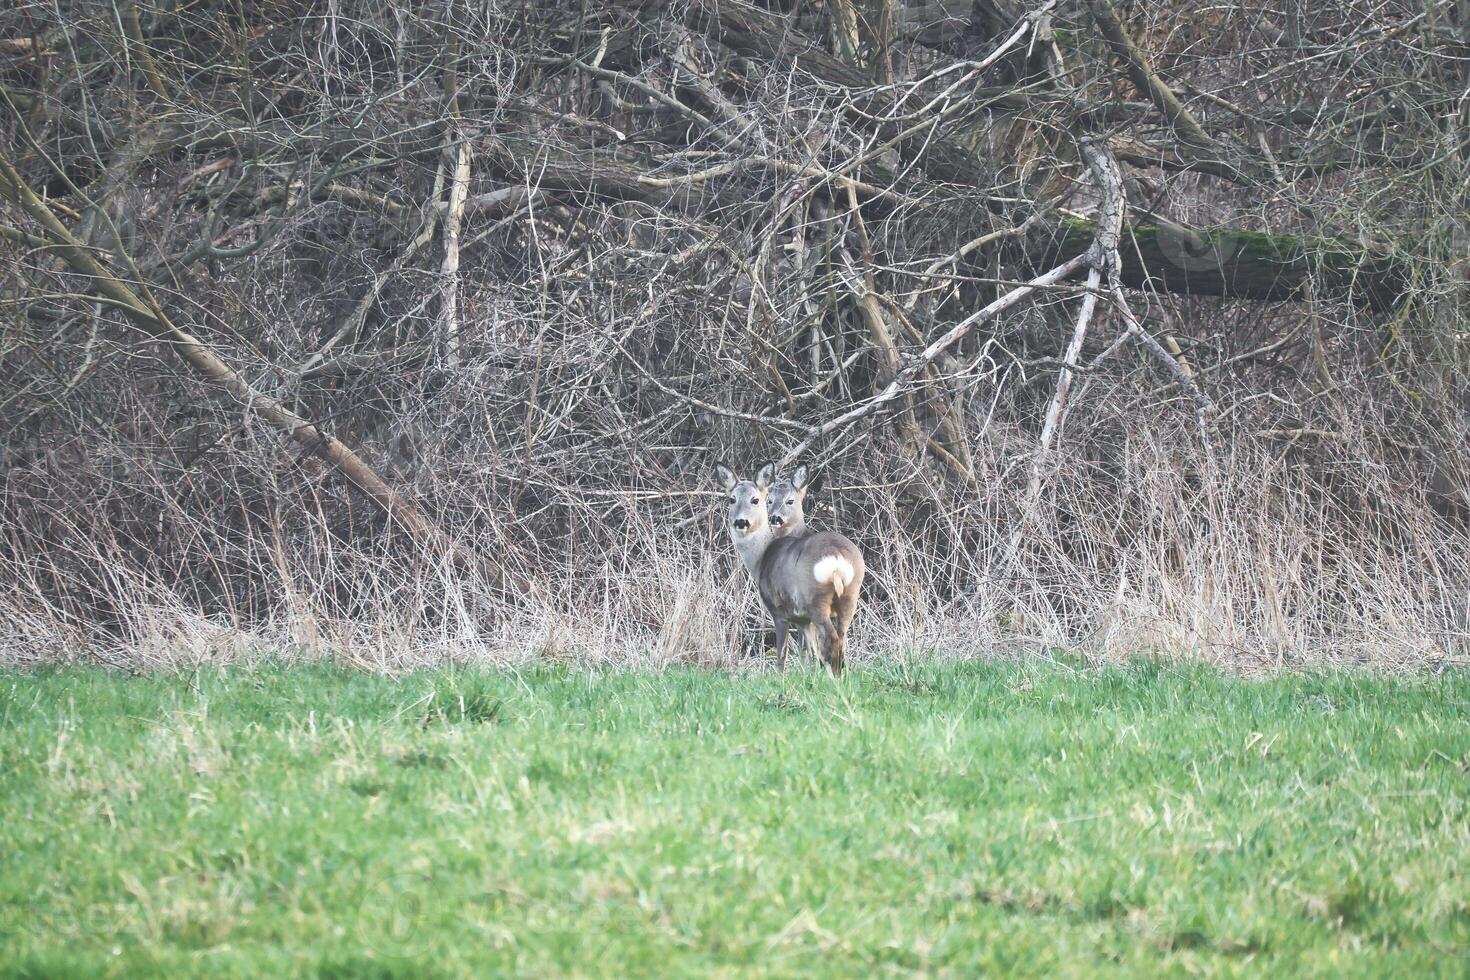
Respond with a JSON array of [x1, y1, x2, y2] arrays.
[[1034, 217, 1412, 311]]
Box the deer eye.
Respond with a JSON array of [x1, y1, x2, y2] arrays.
[[727, 496, 735, 505], [786, 499, 794, 505], [750, 497, 758, 504]]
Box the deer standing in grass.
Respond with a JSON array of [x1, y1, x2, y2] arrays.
[[715, 463, 864, 674]]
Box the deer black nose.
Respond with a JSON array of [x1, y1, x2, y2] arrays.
[[771, 517, 784, 526], [733, 519, 750, 530]]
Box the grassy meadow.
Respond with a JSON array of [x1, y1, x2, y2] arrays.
[[2, 658, 1469, 976]]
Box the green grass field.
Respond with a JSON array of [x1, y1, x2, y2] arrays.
[[3, 658, 1470, 977]]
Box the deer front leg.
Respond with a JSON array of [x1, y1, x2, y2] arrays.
[[772, 615, 789, 671], [801, 624, 818, 669]]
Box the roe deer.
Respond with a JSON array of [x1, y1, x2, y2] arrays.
[[715, 462, 864, 674], [766, 464, 817, 536]]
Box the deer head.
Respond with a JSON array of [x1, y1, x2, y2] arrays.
[[767, 464, 812, 535], [715, 462, 774, 540]]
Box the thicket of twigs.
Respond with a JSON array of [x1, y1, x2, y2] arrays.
[[2, 0, 1467, 669]]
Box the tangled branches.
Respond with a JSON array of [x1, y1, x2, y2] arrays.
[[0, 0, 1466, 667]]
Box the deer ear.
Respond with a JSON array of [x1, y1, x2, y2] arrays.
[[792, 465, 809, 490], [755, 462, 775, 489], [714, 463, 737, 492]]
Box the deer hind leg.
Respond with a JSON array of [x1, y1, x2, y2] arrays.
[[816, 616, 843, 675], [772, 615, 789, 671], [830, 573, 862, 670], [798, 594, 835, 674]]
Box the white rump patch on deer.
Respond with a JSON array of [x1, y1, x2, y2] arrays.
[[812, 554, 856, 596]]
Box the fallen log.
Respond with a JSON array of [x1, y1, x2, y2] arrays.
[[1033, 216, 1412, 311]]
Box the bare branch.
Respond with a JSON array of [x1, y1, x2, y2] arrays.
[[778, 253, 1090, 468]]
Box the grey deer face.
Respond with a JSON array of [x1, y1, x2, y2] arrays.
[[715, 462, 774, 539], [767, 465, 810, 534]]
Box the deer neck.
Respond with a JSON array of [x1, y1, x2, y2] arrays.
[[730, 525, 774, 580]]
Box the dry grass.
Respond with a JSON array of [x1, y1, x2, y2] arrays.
[[5, 393, 1465, 673]]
